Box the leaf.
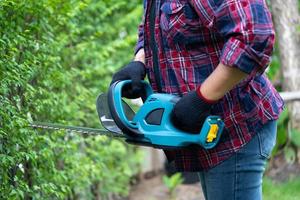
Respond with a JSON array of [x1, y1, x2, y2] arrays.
[[276, 125, 287, 146], [162, 173, 183, 192], [33, 185, 40, 191], [169, 173, 183, 188], [163, 175, 171, 188], [291, 128, 300, 147], [284, 147, 296, 164], [277, 109, 289, 126]]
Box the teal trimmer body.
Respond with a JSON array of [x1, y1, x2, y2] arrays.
[[99, 80, 225, 149]]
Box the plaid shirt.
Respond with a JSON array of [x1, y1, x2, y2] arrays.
[[136, 0, 284, 171]]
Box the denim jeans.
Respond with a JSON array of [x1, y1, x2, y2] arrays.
[[198, 120, 277, 200]]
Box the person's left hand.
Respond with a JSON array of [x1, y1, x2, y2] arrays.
[[171, 89, 217, 134]]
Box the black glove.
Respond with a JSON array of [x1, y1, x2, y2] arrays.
[[111, 61, 146, 99], [171, 88, 217, 134]]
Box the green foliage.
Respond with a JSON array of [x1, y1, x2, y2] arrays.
[[267, 52, 281, 83], [290, 128, 300, 147], [163, 173, 184, 199], [270, 109, 288, 156], [283, 146, 297, 164], [0, 0, 143, 199], [263, 177, 300, 200], [267, 37, 300, 165]]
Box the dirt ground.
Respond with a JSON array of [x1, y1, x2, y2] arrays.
[[266, 153, 300, 182], [128, 174, 205, 200], [127, 154, 300, 200]]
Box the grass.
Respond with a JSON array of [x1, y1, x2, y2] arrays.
[[263, 177, 300, 200]]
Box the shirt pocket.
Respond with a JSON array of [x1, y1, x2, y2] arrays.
[[160, 1, 202, 45]]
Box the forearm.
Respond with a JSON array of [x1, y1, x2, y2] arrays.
[[200, 62, 248, 101], [134, 48, 145, 64], [133, 49, 248, 101]]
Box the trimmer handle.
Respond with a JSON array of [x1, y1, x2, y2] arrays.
[[108, 80, 153, 137]]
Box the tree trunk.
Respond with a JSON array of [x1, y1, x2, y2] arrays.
[[91, 181, 101, 200], [24, 161, 33, 200], [270, 0, 300, 167], [270, 0, 300, 130]]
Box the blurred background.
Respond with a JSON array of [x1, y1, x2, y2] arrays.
[[0, 0, 299, 199]]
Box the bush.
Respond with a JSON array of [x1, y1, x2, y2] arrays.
[[0, 0, 143, 199]]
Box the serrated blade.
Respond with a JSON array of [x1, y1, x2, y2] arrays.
[[30, 121, 125, 138]]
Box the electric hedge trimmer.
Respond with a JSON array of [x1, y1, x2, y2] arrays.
[[30, 80, 225, 149]]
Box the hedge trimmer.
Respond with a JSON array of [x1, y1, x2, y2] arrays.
[[30, 80, 224, 149]]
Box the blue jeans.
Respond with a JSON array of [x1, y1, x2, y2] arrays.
[[198, 120, 277, 200]]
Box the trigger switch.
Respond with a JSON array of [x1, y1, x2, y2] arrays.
[[145, 108, 164, 125]]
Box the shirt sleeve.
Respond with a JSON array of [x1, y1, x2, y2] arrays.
[[135, 22, 144, 55], [189, 0, 275, 75]]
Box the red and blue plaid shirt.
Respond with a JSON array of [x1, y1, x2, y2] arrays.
[[135, 0, 284, 171]]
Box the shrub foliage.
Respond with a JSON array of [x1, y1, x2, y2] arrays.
[[0, 0, 143, 199]]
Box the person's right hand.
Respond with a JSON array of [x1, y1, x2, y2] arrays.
[[111, 61, 146, 99]]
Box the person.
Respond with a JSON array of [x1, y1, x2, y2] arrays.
[[111, 0, 284, 199]]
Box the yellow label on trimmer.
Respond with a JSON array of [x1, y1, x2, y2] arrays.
[[206, 124, 219, 143]]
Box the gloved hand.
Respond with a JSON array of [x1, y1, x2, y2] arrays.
[[111, 61, 146, 99], [171, 87, 217, 134]]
